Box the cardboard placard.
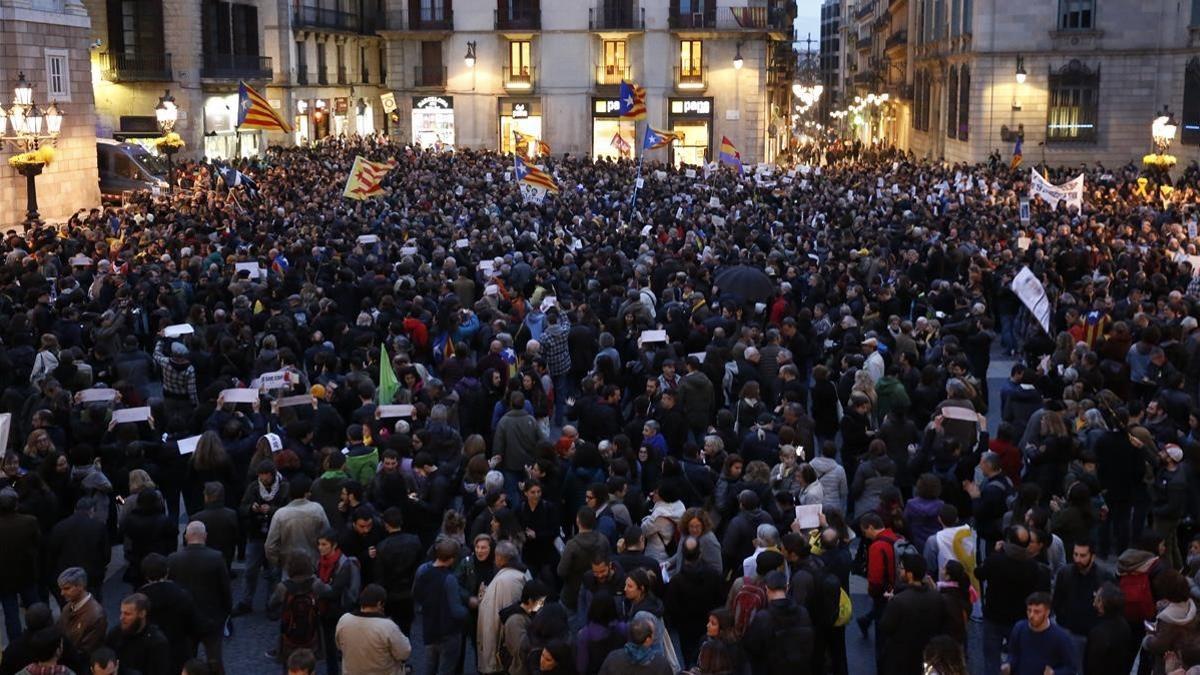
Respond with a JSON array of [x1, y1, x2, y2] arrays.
[[638, 329, 668, 348], [479, 260, 495, 276], [176, 435, 201, 455], [709, 197, 721, 208], [277, 395, 315, 409], [941, 406, 979, 450], [378, 404, 414, 419], [234, 262, 263, 279], [357, 234, 379, 244], [684, 169, 697, 179], [400, 245, 419, 256], [220, 388, 260, 404], [79, 388, 119, 404], [112, 407, 152, 424], [455, 238, 470, 249], [258, 370, 292, 391], [163, 324, 194, 338], [795, 504, 822, 530]]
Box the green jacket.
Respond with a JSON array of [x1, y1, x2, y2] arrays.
[[344, 446, 380, 486]]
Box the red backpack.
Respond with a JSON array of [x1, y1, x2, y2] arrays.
[[1119, 567, 1156, 623], [731, 576, 769, 638]]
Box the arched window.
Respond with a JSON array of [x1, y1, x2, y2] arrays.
[[1183, 58, 1200, 146], [1047, 59, 1099, 142], [958, 65, 970, 141], [946, 66, 958, 138]]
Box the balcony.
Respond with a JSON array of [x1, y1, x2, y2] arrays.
[[669, 10, 715, 29], [886, 29, 907, 50], [502, 65, 535, 90], [413, 64, 447, 88], [389, 4, 453, 30], [856, 34, 873, 50], [98, 51, 173, 82], [674, 64, 707, 91], [670, 7, 792, 32], [590, 2, 642, 30], [595, 63, 631, 86], [293, 5, 360, 32], [855, 1, 875, 19], [337, 66, 347, 84], [202, 53, 273, 80], [495, 7, 540, 30]]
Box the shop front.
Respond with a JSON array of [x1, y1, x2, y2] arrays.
[[333, 97, 351, 137], [294, 100, 311, 146], [355, 99, 375, 136], [311, 99, 331, 141], [668, 97, 714, 168], [412, 95, 454, 148], [499, 97, 541, 156], [203, 92, 261, 160], [591, 97, 636, 160]]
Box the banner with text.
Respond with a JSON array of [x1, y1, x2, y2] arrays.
[[1029, 168, 1084, 211]]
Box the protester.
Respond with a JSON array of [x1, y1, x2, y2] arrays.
[[335, 583, 412, 675]]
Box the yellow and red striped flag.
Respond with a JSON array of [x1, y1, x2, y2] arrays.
[[343, 156, 396, 200], [237, 81, 291, 132], [514, 157, 559, 194]]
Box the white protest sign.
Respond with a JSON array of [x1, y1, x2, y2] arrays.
[[709, 196, 721, 208], [79, 388, 119, 404], [163, 324, 193, 338], [400, 245, 419, 256], [1011, 266, 1052, 335], [638, 330, 668, 348], [795, 504, 822, 530], [220, 388, 260, 404], [653, 170, 667, 181], [710, 215, 726, 228], [1189, 220, 1198, 240], [635, 178, 645, 189], [685, 169, 696, 179], [258, 370, 292, 391], [112, 407, 152, 424], [1019, 199, 1031, 224], [485, 172, 493, 183], [357, 234, 379, 244], [234, 262, 264, 279], [176, 435, 201, 455], [378, 404, 414, 419], [455, 238, 470, 249], [277, 395, 314, 408]]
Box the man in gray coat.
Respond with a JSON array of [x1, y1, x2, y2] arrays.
[[492, 391, 541, 503], [265, 475, 330, 569]]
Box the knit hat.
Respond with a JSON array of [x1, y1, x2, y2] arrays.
[[1166, 444, 1184, 462], [310, 384, 326, 399]]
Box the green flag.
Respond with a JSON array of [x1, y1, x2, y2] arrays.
[[378, 344, 398, 405]]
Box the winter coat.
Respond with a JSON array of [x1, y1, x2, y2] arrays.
[[879, 582, 952, 675], [810, 456, 849, 514], [851, 455, 896, 518], [641, 500, 685, 563], [477, 566, 527, 673], [494, 409, 541, 472], [903, 497, 944, 552]]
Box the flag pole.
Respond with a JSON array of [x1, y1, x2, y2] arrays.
[[628, 128, 645, 224]]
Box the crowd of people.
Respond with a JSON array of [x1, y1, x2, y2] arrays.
[[0, 134, 1198, 675]]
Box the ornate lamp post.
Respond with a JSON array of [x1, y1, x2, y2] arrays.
[[0, 72, 65, 227], [155, 89, 179, 188]]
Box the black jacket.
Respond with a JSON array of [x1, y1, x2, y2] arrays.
[[189, 504, 239, 569], [45, 511, 109, 586], [0, 511, 40, 593], [1085, 614, 1135, 675], [107, 622, 171, 675], [878, 582, 951, 675], [975, 545, 1052, 625], [375, 530, 423, 601], [1052, 563, 1113, 636], [167, 543, 232, 634], [139, 579, 199, 673], [664, 561, 725, 644], [742, 598, 814, 675]]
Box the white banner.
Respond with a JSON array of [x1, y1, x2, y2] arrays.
[[1029, 168, 1084, 211], [1012, 266, 1052, 336], [519, 182, 547, 205]]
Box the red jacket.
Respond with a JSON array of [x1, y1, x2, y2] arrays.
[[867, 529, 898, 599], [988, 438, 1023, 487], [402, 317, 429, 351]]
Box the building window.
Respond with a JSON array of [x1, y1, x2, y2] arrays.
[[603, 40, 627, 83], [1184, 58, 1200, 146], [44, 49, 71, 101], [296, 42, 307, 83], [680, 39, 702, 77], [508, 40, 531, 80], [912, 70, 922, 129], [360, 46, 369, 83], [1059, 0, 1093, 29], [958, 66, 969, 140], [1047, 60, 1098, 142], [962, 0, 972, 34], [317, 43, 327, 83], [946, 66, 958, 138], [1193, 0, 1200, 26], [378, 45, 386, 83], [950, 0, 960, 37]]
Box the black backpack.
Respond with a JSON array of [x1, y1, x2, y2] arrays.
[[766, 608, 814, 673], [806, 563, 843, 629], [280, 580, 320, 649]]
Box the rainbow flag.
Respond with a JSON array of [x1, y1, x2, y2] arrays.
[[237, 81, 291, 132], [618, 80, 647, 120]]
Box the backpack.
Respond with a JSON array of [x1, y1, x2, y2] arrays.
[[731, 576, 769, 638], [889, 535, 920, 587], [766, 608, 813, 672], [806, 565, 844, 629], [338, 556, 362, 612], [280, 581, 320, 649], [1119, 568, 1156, 623]]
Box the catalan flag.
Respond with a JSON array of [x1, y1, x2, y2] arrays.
[[237, 81, 291, 133], [1010, 136, 1023, 170], [643, 126, 684, 151], [513, 131, 550, 158], [514, 156, 559, 194], [618, 80, 647, 120], [343, 156, 395, 200], [719, 136, 744, 175]]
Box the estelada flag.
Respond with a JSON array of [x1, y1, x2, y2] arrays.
[[618, 80, 647, 120], [643, 126, 685, 150], [343, 156, 395, 200], [237, 81, 291, 133], [514, 156, 559, 194]]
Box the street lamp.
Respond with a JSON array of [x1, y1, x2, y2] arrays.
[[733, 41, 744, 70], [155, 89, 179, 188], [1152, 105, 1178, 156], [1, 71, 65, 227], [464, 41, 477, 68], [1015, 56, 1027, 84]]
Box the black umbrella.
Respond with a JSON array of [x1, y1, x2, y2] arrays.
[[714, 265, 775, 303]]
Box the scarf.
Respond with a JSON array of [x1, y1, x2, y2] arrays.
[[258, 473, 282, 502], [623, 641, 658, 666], [21, 666, 72, 675], [318, 550, 342, 584]]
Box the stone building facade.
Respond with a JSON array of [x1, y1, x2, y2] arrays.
[[0, 0, 100, 227]]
